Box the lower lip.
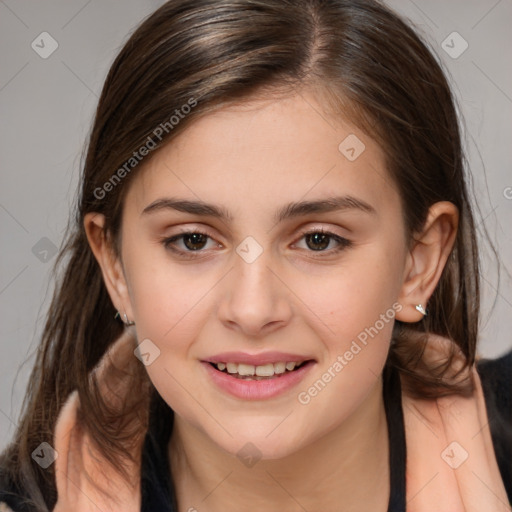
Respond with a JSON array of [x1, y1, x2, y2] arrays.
[[201, 361, 315, 400]]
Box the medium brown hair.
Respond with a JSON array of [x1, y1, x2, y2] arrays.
[[1, 0, 481, 509]]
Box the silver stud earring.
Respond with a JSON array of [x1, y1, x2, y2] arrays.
[[115, 310, 135, 326], [123, 312, 135, 326], [415, 304, 428, 316]]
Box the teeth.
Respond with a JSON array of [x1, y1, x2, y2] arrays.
[[226, 363, 238, 374], [255, 363, 274, 377], [237, 364, 255, 376], [273, 362, 286, 374], [215, 360, 305, 377]]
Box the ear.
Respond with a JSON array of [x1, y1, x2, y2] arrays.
[[84, 212, 134, 323], [395, 201, 458, 323]]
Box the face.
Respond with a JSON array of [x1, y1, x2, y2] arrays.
[[116, 89, 409, 459]]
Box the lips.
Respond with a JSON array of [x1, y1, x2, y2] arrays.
[[202, 357, 315, 400], [201, 351, 316, 399]]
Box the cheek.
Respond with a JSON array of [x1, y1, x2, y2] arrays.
[[295, 248, 403, 350], [290, 270, 399, 447], [288, 247, 403, 415], [125, 243, 213, 341], [123, 248, 221, 424]]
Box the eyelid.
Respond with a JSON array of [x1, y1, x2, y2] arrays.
[[295, 224, 347, 238]]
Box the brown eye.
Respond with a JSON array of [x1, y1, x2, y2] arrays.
[[162, 230, 220, 259], [295, 229, 352, 254], [181, 232, 209, 251], [304, 232, 331, 251]]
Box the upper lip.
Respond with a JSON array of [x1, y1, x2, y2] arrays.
[[203, 351, 315, 366]]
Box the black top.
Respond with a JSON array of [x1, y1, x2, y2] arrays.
[[1, 350, 511, 511]]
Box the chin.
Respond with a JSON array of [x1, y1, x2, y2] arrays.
[[211, 426, 305, 462]]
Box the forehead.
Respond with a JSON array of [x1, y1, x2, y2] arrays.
[[125, 90, 400, 221]]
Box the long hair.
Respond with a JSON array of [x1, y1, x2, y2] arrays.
[[0, 0, 480, 509]]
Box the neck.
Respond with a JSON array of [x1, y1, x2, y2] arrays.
[[168, 377, 390, 512]]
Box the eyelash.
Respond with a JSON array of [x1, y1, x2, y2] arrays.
[[161, 228, 352, 260]]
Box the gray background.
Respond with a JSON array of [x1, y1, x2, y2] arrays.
[[1, 0, 511, 451]]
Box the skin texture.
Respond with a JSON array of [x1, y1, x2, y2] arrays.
[[85, 89, 458, 511]]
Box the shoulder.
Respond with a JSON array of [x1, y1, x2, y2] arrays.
[[0, 477, 26, 512], [140, 392, 177, 512], [0, 476, 26, 512], [476, 348, 512, 413], [0, 469, 18, 512], [475, 348, 512, 501], [0, 461, 41, 512]]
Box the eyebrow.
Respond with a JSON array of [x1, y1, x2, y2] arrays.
[[141, 195, 376, 223]]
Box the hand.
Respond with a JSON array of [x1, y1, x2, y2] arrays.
[[53, 328, 149, 512]]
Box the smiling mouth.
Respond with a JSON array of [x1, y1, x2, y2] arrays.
[[209, 360, 312, 380]]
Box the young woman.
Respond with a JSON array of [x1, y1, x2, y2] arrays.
[[1, 0, 511, 511]]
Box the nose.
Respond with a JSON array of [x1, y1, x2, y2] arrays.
[[217, 246, 293, 338]]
